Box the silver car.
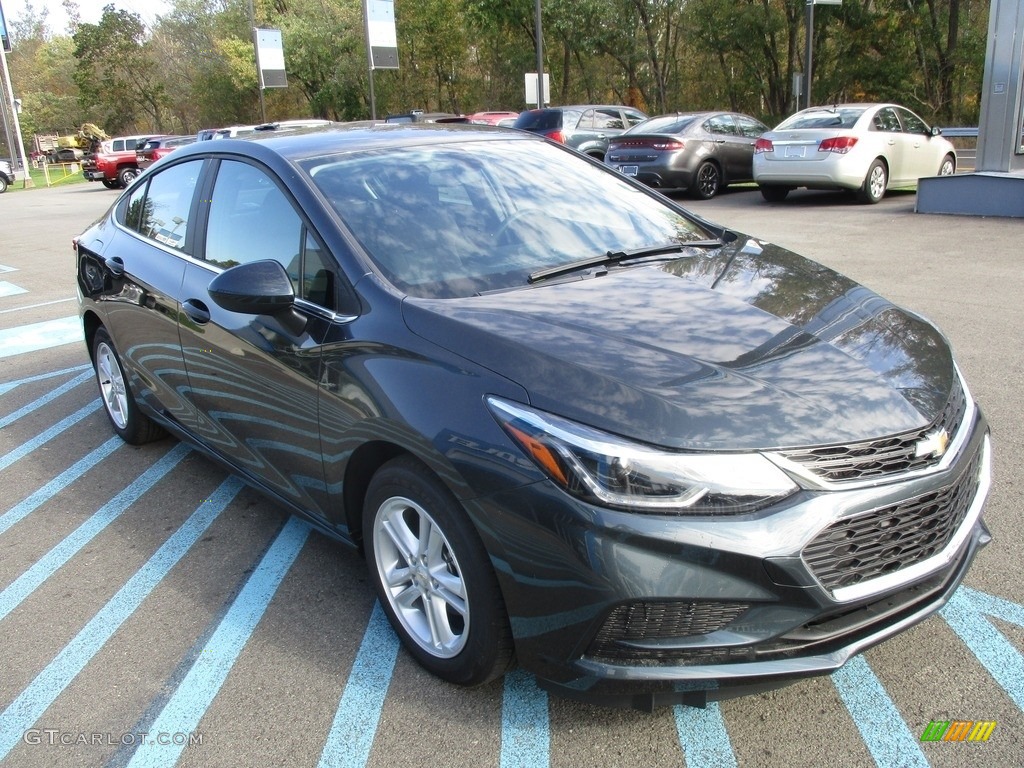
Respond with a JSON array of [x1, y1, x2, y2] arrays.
[[753, 103, 957, 204], [606, 111, 768, 199]]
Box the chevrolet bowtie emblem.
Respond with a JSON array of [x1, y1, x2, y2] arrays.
[[915, 428, 950, 459]]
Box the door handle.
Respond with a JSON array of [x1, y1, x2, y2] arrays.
[[103, 256, 125, 277], [182, 299, 211, 325]]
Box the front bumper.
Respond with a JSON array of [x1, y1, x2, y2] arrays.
[[473, 409, 991, 709]]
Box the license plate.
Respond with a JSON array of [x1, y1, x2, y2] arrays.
[[784, 145, 806, 159], [618, 165, 638, 176]]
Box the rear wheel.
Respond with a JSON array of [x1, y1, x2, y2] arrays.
[[92, 327, 166, 445], [692, 161, 722, 200], [101, 179, 120, 190], [857, 159, 887, 204], [938, 154, 956, 176], [117, 166, 141, 188], [0, 176, 7, 194], [364, 456, 513, 686], [759, 185, 790, 202]]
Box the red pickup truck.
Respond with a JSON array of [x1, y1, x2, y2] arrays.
[[82, 134, 163, 189]]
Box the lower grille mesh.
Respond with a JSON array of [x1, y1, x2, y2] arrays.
[[586, 601, 748, 663]]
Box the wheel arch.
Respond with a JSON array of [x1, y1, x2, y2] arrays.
[[82, 310, 103, 362], [342, 440, 414, 550]]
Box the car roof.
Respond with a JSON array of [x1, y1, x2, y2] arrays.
[[168, 121, 543, 164]]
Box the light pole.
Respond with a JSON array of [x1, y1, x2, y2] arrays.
[[534, 0, 543, 108], [803, 0, 842, 111]]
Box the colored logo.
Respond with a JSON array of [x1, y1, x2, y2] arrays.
[[920, 720, 996, 742]]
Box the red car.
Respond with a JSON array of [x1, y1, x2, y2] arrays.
[[466, 111, 520, 125], [137, 135, 198, 170]]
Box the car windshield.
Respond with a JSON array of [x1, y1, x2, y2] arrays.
[[301, 139, 712, 299], [777, 107, 867, 130], [628, 114, 700, 134]]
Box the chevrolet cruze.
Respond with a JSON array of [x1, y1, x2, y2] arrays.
[[754, 103, 957, 204], [76, 123, 990, 710]]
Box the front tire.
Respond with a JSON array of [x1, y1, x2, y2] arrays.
[[692, 161, 722, 200], [0, 175, 7, 194], [938, 154, 956, 176], [364, 456, 513, 686], [857, 159, 888, 204], [92, 327, 166, 445]]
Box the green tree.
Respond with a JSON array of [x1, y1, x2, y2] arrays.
[[73, 6, 169, 133]]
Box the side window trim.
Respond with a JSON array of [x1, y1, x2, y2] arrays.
[[198, 155, 358, 315]]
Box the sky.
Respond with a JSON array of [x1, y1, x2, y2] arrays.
[[2, 0, 171, 36]]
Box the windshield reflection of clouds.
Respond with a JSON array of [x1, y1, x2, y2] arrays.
[[302, 141, 708, 298]]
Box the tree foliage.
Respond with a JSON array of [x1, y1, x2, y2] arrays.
[[3, 0, 992, 149]]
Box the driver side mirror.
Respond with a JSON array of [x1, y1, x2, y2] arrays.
[[208, 259, 307, 336], [931, 126, 943, 137]]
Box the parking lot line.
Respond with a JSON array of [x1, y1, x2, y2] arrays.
[[317, 601, 399, 768], [941, 588, 1024, 711], [831, 656, 929, 768], [0, 443, 191, 622], [0, 476, 243, 760], [0, 363, 90, 396], [499, 668, 550, 768], [673, 702, 737, 768], [124, 515, 311, 768], [0, 316, 83, 358], [0, 436, 122, 538], [0, 370, 93, 429], [0, 400, 101, 472]]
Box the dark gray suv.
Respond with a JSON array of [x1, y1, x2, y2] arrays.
[[513, 105, 648, 160]]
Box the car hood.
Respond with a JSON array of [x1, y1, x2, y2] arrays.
[[402, 237, 956, 450]]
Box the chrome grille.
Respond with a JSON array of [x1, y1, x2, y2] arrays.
[[803, 445, 983, 592], [777, 377, 968, 484]]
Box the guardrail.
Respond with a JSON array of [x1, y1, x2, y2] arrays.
[[942, 127, 978, 172]]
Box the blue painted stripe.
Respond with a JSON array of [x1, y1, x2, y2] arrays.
[[317, 602, 400, 768], [674, 702, 738, 768], [0, 370, 93, 428], [500, 668, 550, 768], [0, 316, 84, 358], [0, 443, 191, 622], [0, 297, 77, 315], [0, 399, 101, 472], [124, 516, 311, 768], [960, 585, 1024, 628], [0, 280, 28, 298], [0, 436, 122, 538], [0, 477, 242, 760], [941, 588, 1024, 711], [832, 655, 929, 767], [0, 363, 91, 396]]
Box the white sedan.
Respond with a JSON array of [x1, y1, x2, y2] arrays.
[[753, 103, 956, 204]]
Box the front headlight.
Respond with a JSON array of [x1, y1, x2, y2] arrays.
[[487, 397, 797, 514]]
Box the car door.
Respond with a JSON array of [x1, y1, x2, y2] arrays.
[[897, 107, 941, 179], [177, 157, 337, 517], [77, 158, 205, 425], [704, 114, 747, 180], [871, 107, 912, 183], [732, 114, 769, 181]]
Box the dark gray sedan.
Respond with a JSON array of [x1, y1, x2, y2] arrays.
[[75, 123, 991, 710], [606, 111, 768, 198]]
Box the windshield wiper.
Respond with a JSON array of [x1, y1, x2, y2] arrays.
[[527, 239, 724, 284]]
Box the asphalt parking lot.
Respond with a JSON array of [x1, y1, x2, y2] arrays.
[[1, 180, 1021, 768]]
